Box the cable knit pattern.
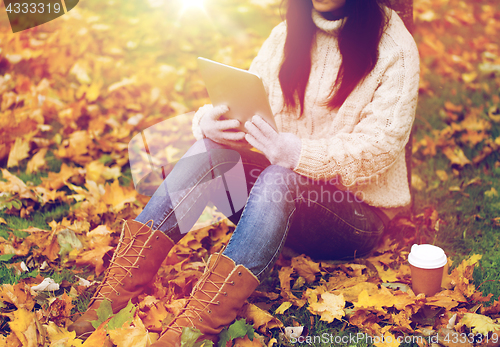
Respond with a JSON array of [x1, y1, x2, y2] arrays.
[[193, 8, 420, 212]]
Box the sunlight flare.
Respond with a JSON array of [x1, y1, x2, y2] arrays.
[[181, 0, 205, 12]]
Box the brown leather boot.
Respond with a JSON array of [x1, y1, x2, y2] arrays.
[[68, 219, 175, 340], [150, 253, 259, 347]]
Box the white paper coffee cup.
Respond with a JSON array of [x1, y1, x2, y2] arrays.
[[408, 244, 447, 296]]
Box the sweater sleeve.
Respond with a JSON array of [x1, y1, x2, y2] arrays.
[[294, 39, 420, 186]]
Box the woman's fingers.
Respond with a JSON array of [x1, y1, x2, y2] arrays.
[[217, 118, 241, 131], [244, 133, 263, 152], [208, 105, 230, 120], [250, 115, 276, 138], [221, 131, 246, 141]]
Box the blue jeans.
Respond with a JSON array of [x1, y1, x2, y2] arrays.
[[135, 139, 387, 280]]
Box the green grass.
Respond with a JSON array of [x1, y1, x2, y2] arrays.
[[0, 263, 38, 285], [412, 71, 500, 305]]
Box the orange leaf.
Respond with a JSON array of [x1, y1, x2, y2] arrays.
[[75, 245, 114, 276], [230, 335, 262, 347], [82, 326, 111, 347]]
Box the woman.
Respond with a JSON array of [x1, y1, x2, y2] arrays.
[[69, 0, 419, 345]]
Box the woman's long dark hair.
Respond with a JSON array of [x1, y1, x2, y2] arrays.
[[279, 0, 389, 114]]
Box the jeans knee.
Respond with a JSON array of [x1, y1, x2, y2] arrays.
[[261, 164, 293, 177], [258, 165, 297, 188], [252, 165, 300, 203], [184, 139, 240, 166], [185, 138, 222, 156]]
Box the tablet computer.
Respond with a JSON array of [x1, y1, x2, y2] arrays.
[[197, 57, 278, 133]]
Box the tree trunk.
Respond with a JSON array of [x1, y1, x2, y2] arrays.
[[388, 0, 414, 211], [388, 0, 414, 33]]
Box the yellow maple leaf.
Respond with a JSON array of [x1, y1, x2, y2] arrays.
[[45, 321, 83, 346], [102, 180, 137, 212], [442, 146, 471, 167], [0, 169, 37, 200], [7, 137, 30, 168], [460, 313, 500, 335], [27, 148, 47, 174], [355, 287, 395, 312], [307, 290, 345, 323], [108, 315, 149, 347], [366, 253, 399, 283], [41, 163, 82, 190], [140, 301, 169, 331], [86, 160, 122, 184], [333, 282, 378, 303], [462, 72, 478, 83], [0, 283, 36, 311], [86, 80, 103, 102], [274, 301, 292, 315], [8, 308, 39, 347], [436, 170, 449, 182]]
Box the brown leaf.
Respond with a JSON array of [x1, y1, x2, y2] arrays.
[[230, 335, 263, 347], [291, 255, 320, 283], [238, 303, 283, 333], [426, 290, 466, 310], [278, 266, 307, 307]]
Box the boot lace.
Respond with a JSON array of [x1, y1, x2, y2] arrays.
[[90, 219, 156, 303], [166, 252, 233, 335]]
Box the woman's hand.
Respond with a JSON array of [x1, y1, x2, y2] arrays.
[[200, 105, 251, 148], [244, 115, 302, 169]]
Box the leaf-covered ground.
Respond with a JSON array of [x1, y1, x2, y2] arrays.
[[0, 0, 499, 346]]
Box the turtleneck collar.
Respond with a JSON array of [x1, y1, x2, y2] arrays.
[[311, 8, 344, 36]]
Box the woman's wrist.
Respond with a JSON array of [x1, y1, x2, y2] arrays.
[[192, 105, 212, 140]]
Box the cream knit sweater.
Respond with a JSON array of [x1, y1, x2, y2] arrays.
[[192, 8, 420, 216]]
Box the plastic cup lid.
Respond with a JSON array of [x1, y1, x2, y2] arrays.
[[408, 244, 447, 269]]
